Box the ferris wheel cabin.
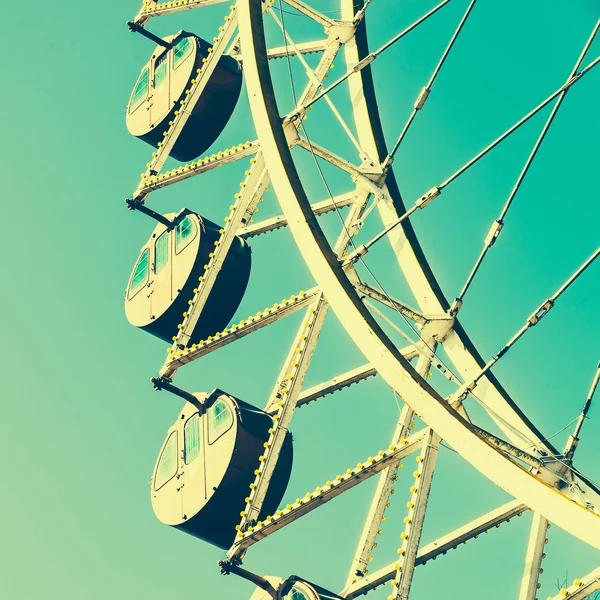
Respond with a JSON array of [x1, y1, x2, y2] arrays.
[[126, 31, 242, 161], [125, 209, 251, 343], [151, 390, 293, 549]]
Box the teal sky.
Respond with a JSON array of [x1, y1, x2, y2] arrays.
[[1, 1, 598, 599]]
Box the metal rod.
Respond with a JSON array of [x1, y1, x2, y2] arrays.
[[565, 361, 600, 459], [126, 21, 172, 48], [282, 0, 334, 27], [387, 0, 478, 163], [150, 377, 203, 410], [452, 246, 600, 401], [218, 561, 276, 596], [303, 0, 451, 111], [438, 55, 600, 190], [354, 54, 600, 255], [125, 199, 174, 228], [456, 20, 600, 305]]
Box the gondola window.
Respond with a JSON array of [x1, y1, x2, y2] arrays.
[[154, 231, 168, 275], [130, 68, 148, 113], [175, 215, 196, 253], [184, 413, 202, 464], [129, 248, 149, 297], [154, 54, 168, 88], [154, 431, 178, 490], [208, 400, 233, 444], [173, 37, 193, 69]]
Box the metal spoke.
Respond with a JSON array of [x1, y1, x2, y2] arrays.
[[384, 0, 478, 166], [281, 0, 334, 27], [346, 54, 600, 259], [119, 1, 600, 597], [301, 0, 451, 112], [270, 9, 365, 155], [450, 246, 600, 404], [564, 361, 600, 460], [454, 20, 600, 310]]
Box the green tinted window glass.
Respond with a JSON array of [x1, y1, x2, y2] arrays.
[[154, 431, 178, 490], [130, 68, 148, 112], [129, 248, 149, 297], [154, 59, 168, 89], [286, 588, 310, 600], [208, 399, 234, 444], [154, 231, 168, 274], [173, 37, 193, 68], [175, 215, 196, 253], [184, 413, 202, 464]]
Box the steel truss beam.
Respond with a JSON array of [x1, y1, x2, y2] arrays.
[[239, 192, 357, 238], [163, 153, 268, 373], [156, 0, 351, 384], [355, 282, 430, 327], [134, 141, 258, 200], [235, 39, 329, 60], [345, 348, 434, 591], [234, 188, 373, 553], [518, 512, 549, 600], [339, 0, 598, 462], [344, 500, 528, 598], [227, 428, 428, 559], [239, 0, 600, 549], [392, 427, 440, 599], [159, 287, 320, 376], [134, 0, 230, 26]]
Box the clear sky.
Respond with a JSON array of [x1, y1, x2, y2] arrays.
[[1, 1, 598, 599]]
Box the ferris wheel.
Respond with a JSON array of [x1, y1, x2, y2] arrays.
[[121, 1, 600, 599]]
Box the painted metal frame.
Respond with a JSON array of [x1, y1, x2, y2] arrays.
[[122, 0, 600, 597]]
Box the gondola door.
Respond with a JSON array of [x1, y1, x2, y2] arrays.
[[148, 228, 172, 322], [150, 50, 171, 126], [180, 410, 206, 522], [151, 425, 182, 525]]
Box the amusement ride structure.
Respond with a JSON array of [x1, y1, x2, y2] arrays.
[[121, 1, 600, 598]]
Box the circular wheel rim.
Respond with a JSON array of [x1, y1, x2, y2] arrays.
[[236, 0, 600, 551]]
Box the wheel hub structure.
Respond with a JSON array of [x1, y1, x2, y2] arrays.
[[122, 1, 600, 599]]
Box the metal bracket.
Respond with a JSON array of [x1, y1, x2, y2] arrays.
[[126, 20, 173, 48]]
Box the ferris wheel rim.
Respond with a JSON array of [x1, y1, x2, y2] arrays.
[[236, 0, 600, 551]]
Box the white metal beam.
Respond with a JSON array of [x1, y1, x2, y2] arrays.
[[344, 348, 433, 590], [159, 287, 320, 376], [134, 0, 230, 26], [344, 499, 528, 598], [135, 141, 258, 200], [239, 192, 357, 238], [227, 428, 428, 558], [238, 0, 600, 549], [518, 512, 549, 600]]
